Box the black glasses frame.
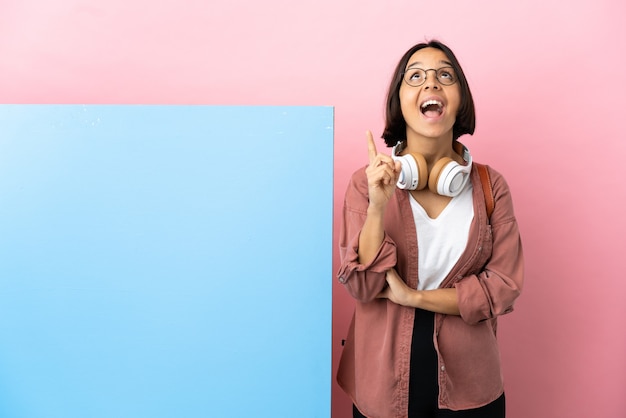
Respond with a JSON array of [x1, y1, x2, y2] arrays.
[[402, 67, 457, 87]]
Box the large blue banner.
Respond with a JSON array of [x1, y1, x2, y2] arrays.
[[0, 105, 333, 418]]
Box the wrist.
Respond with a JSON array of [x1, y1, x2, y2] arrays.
[[367, 203, 386, 218], [410, 290, 423, 308]]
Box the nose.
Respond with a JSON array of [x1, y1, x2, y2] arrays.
[[423, 69, 440, 90]]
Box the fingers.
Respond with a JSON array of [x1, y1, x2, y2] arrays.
[[365, 130, 398, 185], [378, 269, 402, 303], [387, 268, 399, 279], [388, 268, 404, 285], [366, 130, 377, 165], [367, 159, 399, 186], [374, 164, 398, 186]]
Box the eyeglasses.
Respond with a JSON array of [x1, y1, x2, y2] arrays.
[[403, 67, 457, 87]]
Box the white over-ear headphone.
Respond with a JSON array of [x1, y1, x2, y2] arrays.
[[392, 141, 473, 197]]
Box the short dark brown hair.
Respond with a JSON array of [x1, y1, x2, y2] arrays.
[[381, 40, 476, 147]]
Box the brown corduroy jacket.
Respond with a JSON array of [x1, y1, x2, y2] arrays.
[[337, 164, 524, 418]]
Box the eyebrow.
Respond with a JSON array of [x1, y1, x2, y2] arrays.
[[406, 60, 453, 70]]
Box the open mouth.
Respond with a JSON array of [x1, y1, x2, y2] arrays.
[[420, 99, 444, 117]]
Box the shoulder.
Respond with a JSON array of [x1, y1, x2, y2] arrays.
[[472, 163, 510, 195], [472, 162, 516, 224]]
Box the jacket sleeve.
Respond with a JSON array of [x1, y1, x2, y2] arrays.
[[455, 167, 524, 324], [336, 167, 398, 303]]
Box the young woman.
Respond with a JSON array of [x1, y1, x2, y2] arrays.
[[336, 40, 524, 418]]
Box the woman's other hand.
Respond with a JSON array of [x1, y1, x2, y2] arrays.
[[377, 268, 416, 306]]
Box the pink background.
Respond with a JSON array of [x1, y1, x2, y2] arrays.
[[1, 1, 625, 417]]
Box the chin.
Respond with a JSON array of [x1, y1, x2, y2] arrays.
[[406, 120, 455, 141], [415, 128, 453, 141]]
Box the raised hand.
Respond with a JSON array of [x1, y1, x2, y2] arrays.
[[365, 130, 401, 211], [356, 131, 402, 266]]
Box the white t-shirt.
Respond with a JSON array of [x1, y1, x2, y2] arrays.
[[409, 182, 474, 290]]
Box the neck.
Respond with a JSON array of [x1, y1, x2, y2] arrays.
[[403, 132, 459, 165]]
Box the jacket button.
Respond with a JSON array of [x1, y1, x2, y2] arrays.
[[441, 366, 446, 372]]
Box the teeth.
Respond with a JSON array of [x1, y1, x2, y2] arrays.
[[421, 100, 443, 110]]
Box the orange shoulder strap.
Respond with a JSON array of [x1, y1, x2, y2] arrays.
[[476, 163, 495, 220]]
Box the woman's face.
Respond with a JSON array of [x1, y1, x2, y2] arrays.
[[399, 47, 461, 143]]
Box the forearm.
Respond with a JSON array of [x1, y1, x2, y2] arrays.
[[383, 269, 461, 315], [357, 206, 386, 265], [412, 288, 460, 316]]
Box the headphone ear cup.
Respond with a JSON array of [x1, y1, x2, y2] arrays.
[[409, 153, 428, 191], [428, 157, 456, 195], [429, 157, 471, 197], [396, 153, 428, 190]]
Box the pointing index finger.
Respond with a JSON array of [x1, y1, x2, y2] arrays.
[[366, 130, 377, 165]]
